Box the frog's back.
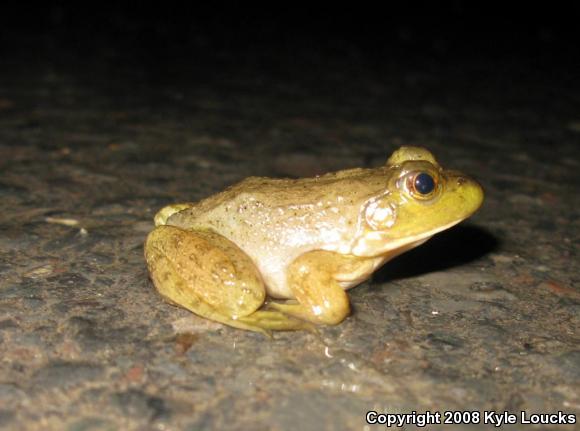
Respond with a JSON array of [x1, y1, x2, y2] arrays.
[[184, 167, 383, 217], [166, 167, 388, 250]]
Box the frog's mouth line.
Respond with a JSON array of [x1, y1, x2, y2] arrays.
[[351, 218, 465, 257], [385, 218, 465, 252]]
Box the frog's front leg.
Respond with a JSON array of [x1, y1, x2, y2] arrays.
[[144, 225, 309, 334], [269, 251, 373, 325]]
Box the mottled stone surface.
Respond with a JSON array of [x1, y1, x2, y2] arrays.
[[0, 43, 578, 431]]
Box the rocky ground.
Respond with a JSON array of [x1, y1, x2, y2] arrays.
[[0, 37, 578, 430]]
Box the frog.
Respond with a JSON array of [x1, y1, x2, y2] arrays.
[[144, 146, 484, 334]]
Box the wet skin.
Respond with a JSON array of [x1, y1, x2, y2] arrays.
[[144, 146, 484, 334]]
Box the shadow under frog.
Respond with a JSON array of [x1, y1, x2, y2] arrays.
[[372, 224, 499, 284]]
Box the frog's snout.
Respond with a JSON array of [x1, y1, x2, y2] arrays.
[[455, 175, 484, 215]]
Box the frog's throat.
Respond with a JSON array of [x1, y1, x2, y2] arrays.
[[348, 218, 463, 257]]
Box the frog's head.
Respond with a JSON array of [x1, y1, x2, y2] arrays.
[[352, 146, 484, 256]]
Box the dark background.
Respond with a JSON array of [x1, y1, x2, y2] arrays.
[[2, 4, 578, 157], [2, 4, 578, 72]]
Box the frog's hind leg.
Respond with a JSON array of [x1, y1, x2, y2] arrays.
[[144, 226, 309, 333]]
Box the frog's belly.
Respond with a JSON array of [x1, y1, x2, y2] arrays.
[[258, 262, 295, 299]]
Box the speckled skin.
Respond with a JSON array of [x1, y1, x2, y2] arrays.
[[144, 147, 483, 332]]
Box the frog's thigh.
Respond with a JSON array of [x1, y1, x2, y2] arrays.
[[145, 226, 308, 332], [272, 251, 357, 325]]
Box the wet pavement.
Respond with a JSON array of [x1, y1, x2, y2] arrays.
[[0, 40, 579, 430]]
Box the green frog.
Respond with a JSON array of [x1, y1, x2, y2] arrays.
[[145, 146, 484, 333]]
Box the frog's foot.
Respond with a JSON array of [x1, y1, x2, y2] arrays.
[[236, 310, 315, 332], [145, 225, 310, 334], [266, 301, 347, 328], [154, 203, 195, 227], [259, 250, 353, 326]]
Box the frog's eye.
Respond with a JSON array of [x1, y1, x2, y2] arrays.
[[407, 172, 437, 199], [414, 172, 435, 194]]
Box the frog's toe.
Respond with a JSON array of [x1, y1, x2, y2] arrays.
[[154, 203, 194, 226], [236, 310, 315, 332], [266, 297, 350, 326]]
